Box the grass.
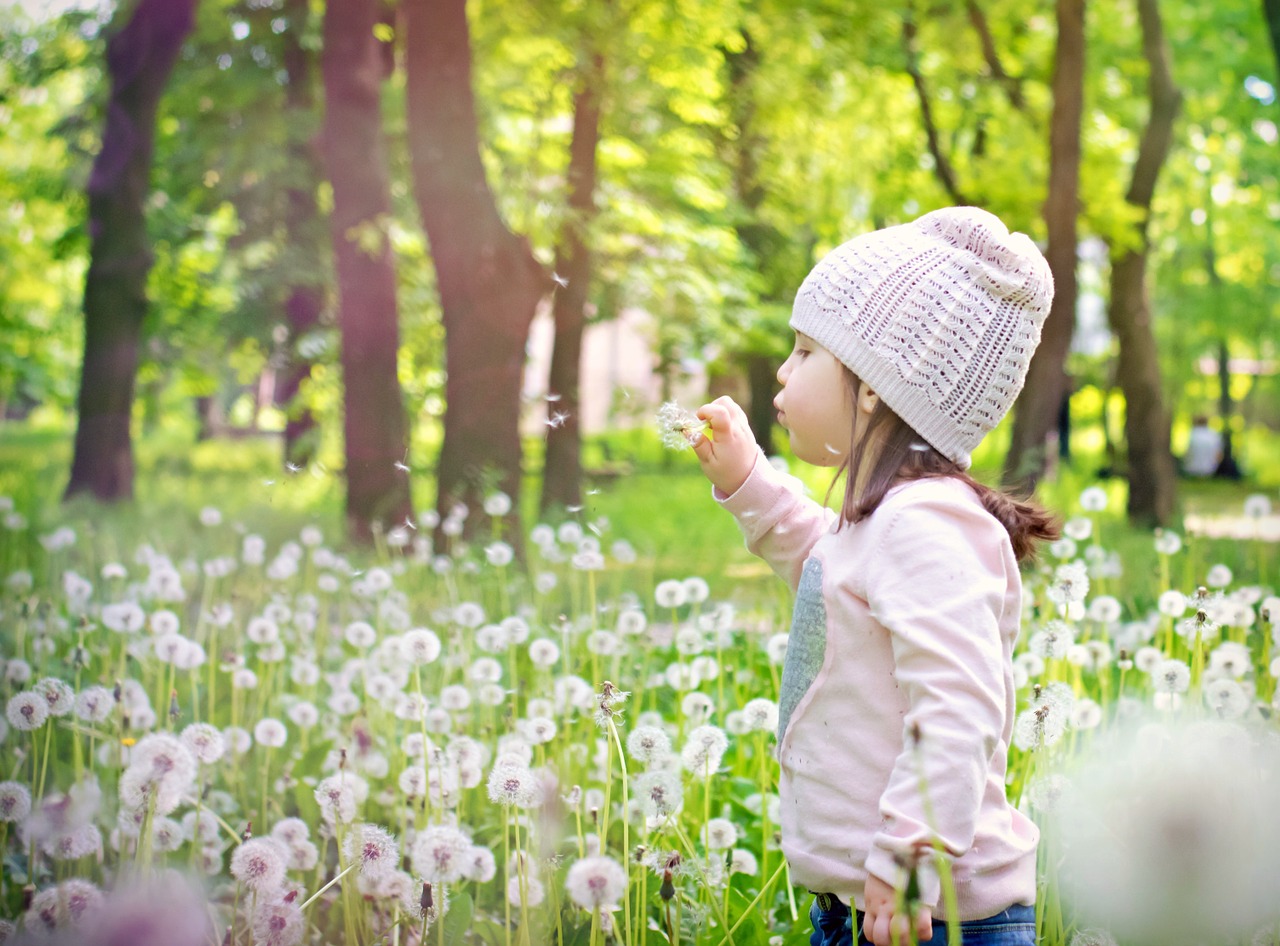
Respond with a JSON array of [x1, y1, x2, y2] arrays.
[[0, 415, 1278, 945]]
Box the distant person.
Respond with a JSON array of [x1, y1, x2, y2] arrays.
[[1182, 415, 1223, 478]]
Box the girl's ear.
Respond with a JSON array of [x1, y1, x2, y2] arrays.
[[856, 385, 880, 416]]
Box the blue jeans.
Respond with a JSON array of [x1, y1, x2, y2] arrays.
[[808, 893, 1036, 946]]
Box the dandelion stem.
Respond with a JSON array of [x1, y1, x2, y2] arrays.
[[298, 859, 358, 911]]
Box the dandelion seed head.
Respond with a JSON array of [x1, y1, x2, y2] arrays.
[[657, 402, 707, 451], [566, 855, 627, 909]]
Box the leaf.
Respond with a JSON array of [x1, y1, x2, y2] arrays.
[[442, 891, 473, 945]]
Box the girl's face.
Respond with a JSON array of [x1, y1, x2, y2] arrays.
[[774, 332, 855, 466]]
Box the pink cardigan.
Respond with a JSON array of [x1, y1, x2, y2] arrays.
[[718, 455, 1037, 920]]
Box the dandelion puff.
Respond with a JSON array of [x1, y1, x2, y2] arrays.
[[181, 723, 226, 764], [7, 690, 49, 731], [343, 823, 399, 881], [1151, 658, 1191, 695], [657, 402, 708, 450], [254, 718, 288, 748], [1203, 679, 1250, 719], [627, 725, 672, 764], [487, 760, 542, 808], [507, 874, 546, 907], [566, 855, 627, 909], [0, 781, 32, 823], [230, 837, 288, 893], [1052, 718, 1280, 946], [462, 844, 497, 882], [34, 677, 76, 717], [701, 817, 738, 850], [1070, 929, 1119, 946], [252, 895, 305, 946], [634, 769, 684, 820], [681, 724, 728, 778], [411, 824, 471, 884]]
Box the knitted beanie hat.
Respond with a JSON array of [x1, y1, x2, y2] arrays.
[[789, 206, 1054, 468]]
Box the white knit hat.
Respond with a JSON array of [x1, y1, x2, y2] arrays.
[[789, 206, 1054, 468]]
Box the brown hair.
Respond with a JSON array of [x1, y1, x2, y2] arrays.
[[829, 372, 1060, 563]]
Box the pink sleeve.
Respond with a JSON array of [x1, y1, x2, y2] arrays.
[[861, 490, 1013, 909], [715, 453, 836, 591]]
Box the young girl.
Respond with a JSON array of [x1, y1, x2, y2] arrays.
[[690, 207, 1058, 946]]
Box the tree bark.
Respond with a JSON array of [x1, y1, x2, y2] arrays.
[[320, 0, 412, 542], [1265, 0, 1280, 75], [64, 0, 199, 502], [541, 50, 605, 515], [277, 0, 325, 469], [1003, 0, 1085, 492], [1106, 0, 1181, 526], [724, 31, 778, 456], [404, 0, 549, 536]]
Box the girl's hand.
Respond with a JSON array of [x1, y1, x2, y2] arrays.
[[862, 873, 933, 946], [690, 396, 758, 496]]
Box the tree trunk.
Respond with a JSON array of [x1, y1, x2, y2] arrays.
[[1265, 0, 1280, 74], [277, 0, 325, 469], [1106, 0, 1181, 526], [724, 31, 777, 456], [541, 50, 605, 516], [1003, 0, 1085, 492], [320, 0, 412, 542], [404, 0, 549, 536], [64, 0, 199, 502]]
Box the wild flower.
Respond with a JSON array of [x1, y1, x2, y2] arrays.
[[487, 759, 542, 808], [1013, 683, 1074, 750], [231, 836, 288, 893], [7, 690, 50, 731], [742, 697, 779, 733], [1203, 679, 1250, 719], [0, 781, 32, 822], [1052, 718, 1280, 945], [681, 724, 728, 777], [1029, 620, 1075, 659], [1157, 589, 1187, 617], [252, 895, 305, 946], [343, 822, 399, 880], [1087, 595, 1123, 623], [1153, 529, 1183, 555], [74, 685, 115, 724], [565, 854, 627, 909], [1047, 561, 1090, 610], [1206, 563, 1234, 588], [411, 824, 471, 883], [765, 633, 789, 664], [1151, 658, 1192, 696], [701, 816, 738, 850], [314, 774, 360, 824], [634, 770, 683, 822], [657, 401, 708, 450], [681, 691, 715, 724], [254, 718, 289, 748], [654, 579, 688, 609], [1078, 485, 1109, 512], [528, 638, 560, 669]]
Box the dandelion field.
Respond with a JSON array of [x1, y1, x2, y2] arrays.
[[2, 430, 1280, 946]]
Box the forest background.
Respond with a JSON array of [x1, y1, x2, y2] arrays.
[[0, 0, 1278, 545]]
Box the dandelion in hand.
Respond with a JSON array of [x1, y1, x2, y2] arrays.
[[657, 402, 709, 450]]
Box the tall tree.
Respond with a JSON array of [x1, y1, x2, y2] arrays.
[[1107, 0, 1181, 525], [64, 0, 199, 501], [320, 0, 412, 541], [276, 0, 326, 468], [1266, 0, 1280, 72], [541, 46, 606, 515], [404, 0, 549, 535], [1003, 0, 1086, 491]]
